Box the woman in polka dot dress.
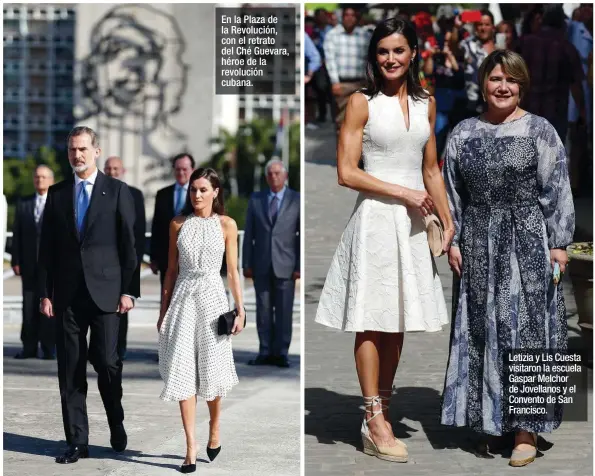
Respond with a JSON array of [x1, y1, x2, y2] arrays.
[[441, 51, 574, 467], [157, 168, 244, 472]]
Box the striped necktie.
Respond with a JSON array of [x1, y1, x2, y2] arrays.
[[34, 196, 44, 224], [269, 195, 279, 224]]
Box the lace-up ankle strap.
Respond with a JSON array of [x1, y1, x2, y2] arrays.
[[363, 395, 384, 421], [378, 389, 393, 404]]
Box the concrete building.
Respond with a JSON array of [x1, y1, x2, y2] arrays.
[[3, 4, 76, 159], [235, 5, 301, 123], [4, 3, 300, 218]]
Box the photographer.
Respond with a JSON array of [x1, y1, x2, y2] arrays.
[[423, 6, 466, 158], [460, 9, 496, 115]]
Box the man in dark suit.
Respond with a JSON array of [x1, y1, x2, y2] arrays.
[[38, 126, 139, 464], [150, 153, 194, 290], [104, 156, 146, 360], [11, 164, 55, 359], [243, 159, 300, 368]]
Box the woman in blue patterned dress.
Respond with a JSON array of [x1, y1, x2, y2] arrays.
[[441, 50, 575, 467]]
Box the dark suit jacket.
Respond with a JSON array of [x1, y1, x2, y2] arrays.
[[11, 195, 42, 289], [150, 184, 176, 272], [242, 187, 300, 279], [37, 171, 139, 313], [129, 185, 146, 262]]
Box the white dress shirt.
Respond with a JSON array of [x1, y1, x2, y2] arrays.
[[268, 185, 287, 212]]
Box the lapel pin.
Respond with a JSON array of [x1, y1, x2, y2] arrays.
[[102, 192, 106, 195]]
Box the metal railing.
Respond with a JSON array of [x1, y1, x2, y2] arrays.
[[4, 230, 301, 318], [4, 231, 247, 308], [4, 230, 245, 277]]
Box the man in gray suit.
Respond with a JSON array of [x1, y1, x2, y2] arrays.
[[243, 159, 300, 367]]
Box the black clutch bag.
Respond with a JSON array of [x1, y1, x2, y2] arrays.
[[217, 308, 246, 336]]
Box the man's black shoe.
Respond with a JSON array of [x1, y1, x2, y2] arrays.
[[274, 356, 290, 368], [14, 351, 37, 359], [55, 444, 89, 464], [110, 424, 127, 453], [248, 355, 272, 366]]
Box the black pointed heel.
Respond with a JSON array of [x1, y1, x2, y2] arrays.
[[206, 445, 221, 461], [180, 451, 197, 473], [180, 462, 196, 473]]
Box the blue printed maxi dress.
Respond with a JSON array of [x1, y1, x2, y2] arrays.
[[440, 114, 575, 435]]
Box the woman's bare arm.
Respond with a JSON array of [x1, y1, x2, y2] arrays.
[[222, 216, 245, 335], [422, 96, 455, 249], [337, 92, 434, 214]]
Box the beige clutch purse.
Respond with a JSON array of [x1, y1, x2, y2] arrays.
[[424, 214, 445, 257]]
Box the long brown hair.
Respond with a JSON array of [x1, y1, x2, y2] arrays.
[[181, 168, 225, 216]]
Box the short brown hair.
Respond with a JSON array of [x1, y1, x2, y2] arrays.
[[67, 126, 99, 148], [171, 152, 195, 169], [478, 50, 530, 100]]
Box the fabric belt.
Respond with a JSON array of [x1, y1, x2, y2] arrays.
[[179, 270, 220, 278]]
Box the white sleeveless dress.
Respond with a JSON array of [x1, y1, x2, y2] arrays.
[[158, 214, 238, 401], [315, 92, 449, 333]]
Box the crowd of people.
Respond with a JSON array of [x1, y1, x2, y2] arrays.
[[305, 3, 593, 196], [8, 126, 300, 468]]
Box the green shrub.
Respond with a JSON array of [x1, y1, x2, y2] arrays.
[[224, 195, 249, 231], [569, 242, 594, 256]]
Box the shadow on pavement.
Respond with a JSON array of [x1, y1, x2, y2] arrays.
[[3, 344, 300, 381], [304, 386, 550, 460], [305, 126, 338, 167], [3, 432, 211, 469], [305, 279, 325, 305]]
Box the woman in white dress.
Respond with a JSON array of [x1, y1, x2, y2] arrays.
[[157, 168, 245, 473], [315, 18, 454, 462]]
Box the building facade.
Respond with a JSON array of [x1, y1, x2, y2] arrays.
[[4, 3, 300, 218], [3, 4, 75, 159]]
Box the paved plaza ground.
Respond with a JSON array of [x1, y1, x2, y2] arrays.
[[4, 313, 300, 475]]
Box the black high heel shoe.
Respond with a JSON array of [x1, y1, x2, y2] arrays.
[[180, 459, 196, 473], [206, 443, 221, 461], [180, 453, 197, 473]]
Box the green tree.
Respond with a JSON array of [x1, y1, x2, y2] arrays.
[[207, 128, 238, 196], [235, 118, 278, 196], [205, 118, 301, 197], [288, 122, 300, 191], [224, 195, 249, 230], [3, 147, 67, 230]]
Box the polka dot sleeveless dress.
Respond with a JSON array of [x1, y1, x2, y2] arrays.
[[158, 214, 238, 401]]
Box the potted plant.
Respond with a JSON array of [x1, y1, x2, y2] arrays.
[[567, 242, 593, 363]]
